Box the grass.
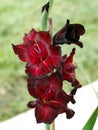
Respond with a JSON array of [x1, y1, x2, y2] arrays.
[[0, 0, 98, 121]]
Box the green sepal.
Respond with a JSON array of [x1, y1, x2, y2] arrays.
[[40, 10, 48, 31]]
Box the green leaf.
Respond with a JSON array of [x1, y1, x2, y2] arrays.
[[40, 10, 48, 31], [82, 106, 98, 130]]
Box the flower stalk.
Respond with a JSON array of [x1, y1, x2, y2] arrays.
[[51, 121, 55, 130], [45, 121, 55, 130], [12, 0, 85, 130], [45, 124, 50, 130]]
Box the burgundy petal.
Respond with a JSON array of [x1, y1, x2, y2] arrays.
[[65, 108, 75, 119], [24, 29, 52, 45], [12, 44, 28, 62], [65, 48, 75, 64], [23, 29, 37, 42], [44, 73, 62, 101], [27, 75, 40, 98], [53, 19, 85, 48], [49, 89, 75, 111], [37, 31, 52, 45], [50, 45, 61, 67], [27, 72, 62, 101], [62, 49, 81, 88], [35, 102, 58, 124], [40, 57, 54, 73], [26, 64, 46, 79], [12, 41, 43, 64], [25, 57, 54, 79], [36, 73, 62, 101], [27, 100, 37, 108]]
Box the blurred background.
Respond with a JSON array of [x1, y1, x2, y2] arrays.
[[0, 0, 98, 122]]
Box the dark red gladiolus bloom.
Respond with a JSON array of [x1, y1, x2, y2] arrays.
[[28, 93, 75, 124], [27, 73, 62, 100], [12, 24, 85, 124], [62, 48, 81, 89], [27, 73, 75, 124], [27, 73, 61, 124], [12, 29, 61, 79], [53, 19, 85, 48]]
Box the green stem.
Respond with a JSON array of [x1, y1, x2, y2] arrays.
[[45, 124, 50, 130]]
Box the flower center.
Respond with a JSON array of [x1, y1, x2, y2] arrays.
[[34, 42, 44, 62]]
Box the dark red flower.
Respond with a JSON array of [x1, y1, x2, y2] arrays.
[[48, 89, 75, 114], [62, 48, 81, 89], [27, 73, 75, 124], [29, 100, 58, 124], [28, 91, 75, 124], [27, 72, 62, 100], [12, 29, 61, 79], [53, 19, 85, 48], [27, 72, 62, 124], [28, 96, 74, 124]]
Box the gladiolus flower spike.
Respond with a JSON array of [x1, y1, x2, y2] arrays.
[[12, 20, 85, 124]]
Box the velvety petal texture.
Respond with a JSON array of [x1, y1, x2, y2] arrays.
[[13, 29, 61, 79], [27, 73, 75, 124], [35, 102, 58, 124], [27, 72, 62, 100], [53, 19, 85, 48], [12, 24, 85, 124], [62, 48, 81, 89]]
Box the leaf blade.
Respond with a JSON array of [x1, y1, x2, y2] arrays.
[[82, 106, 98, 130]]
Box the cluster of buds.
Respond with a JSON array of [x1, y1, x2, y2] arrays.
[[12, 19, 85, 124]]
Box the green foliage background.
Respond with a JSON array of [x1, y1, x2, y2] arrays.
[[0, 0, 98, 121]]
